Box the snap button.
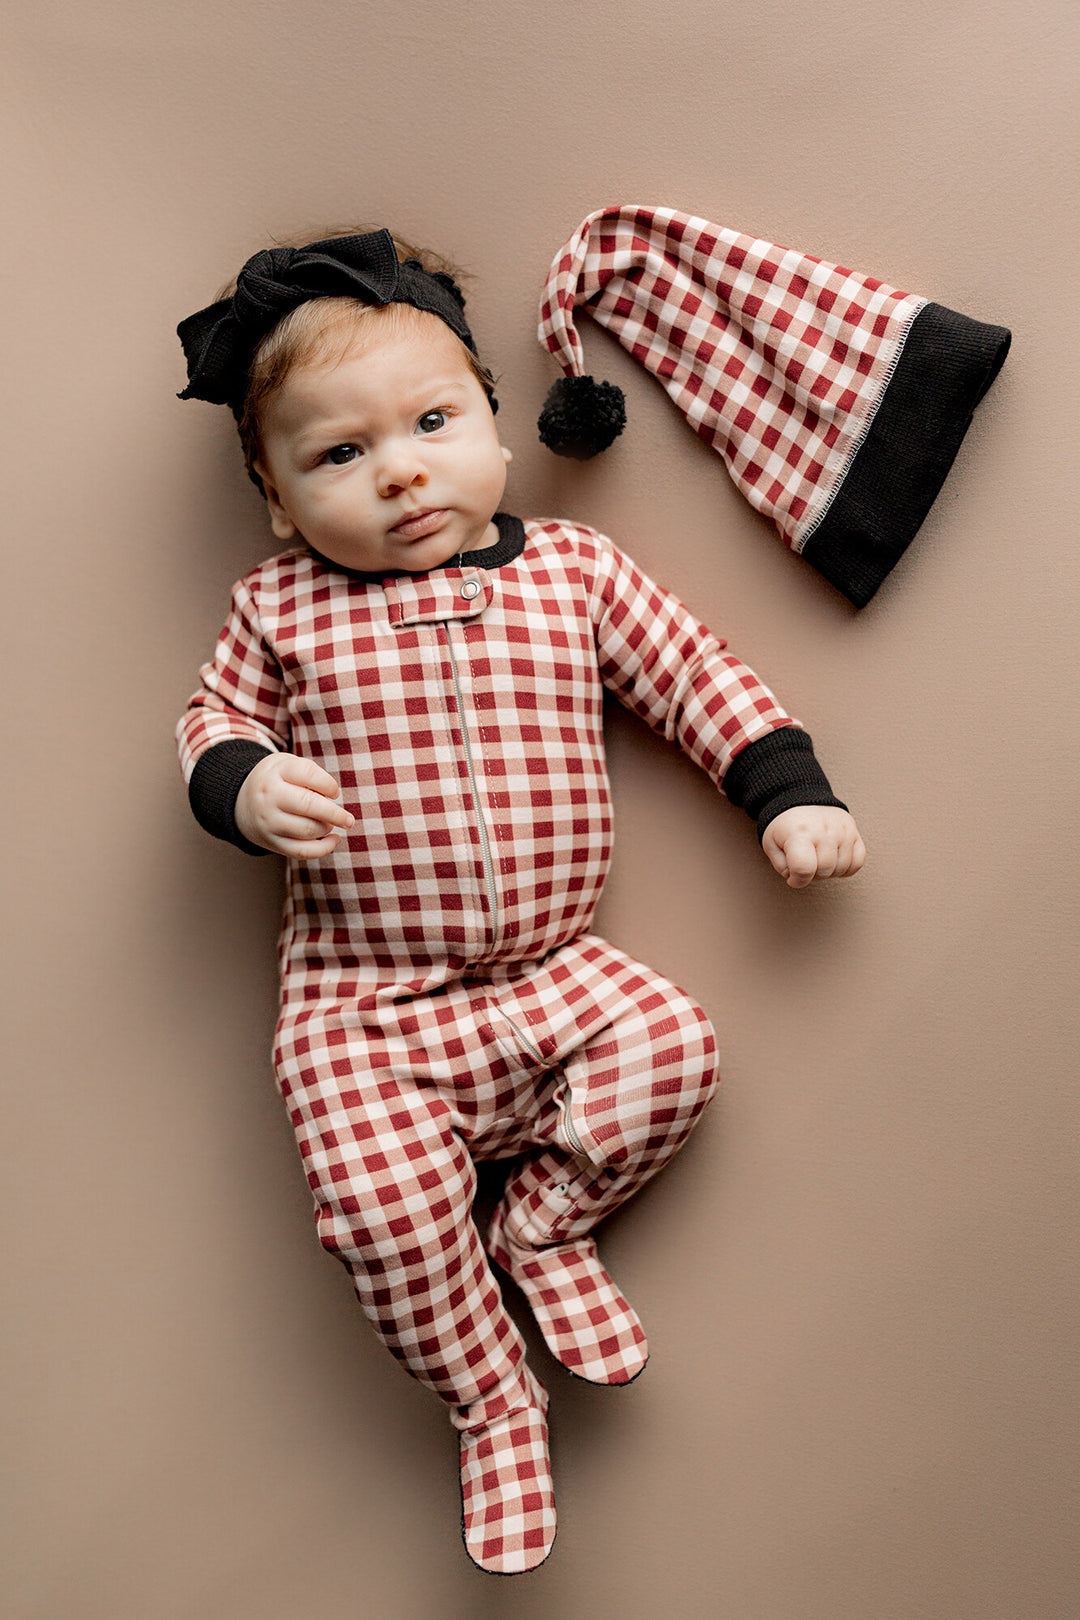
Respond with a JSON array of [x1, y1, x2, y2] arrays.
[[460, 578, 481, 600]]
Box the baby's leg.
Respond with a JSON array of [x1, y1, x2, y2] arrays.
[[277, 1041, 554, 1572], [488, 941, 721, 1383]]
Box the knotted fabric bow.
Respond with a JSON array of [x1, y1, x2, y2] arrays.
[[177, 228, 479, 409]]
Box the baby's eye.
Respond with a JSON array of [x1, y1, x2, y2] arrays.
[[416, 410, 448, 435], [326, 444, 359, 465]]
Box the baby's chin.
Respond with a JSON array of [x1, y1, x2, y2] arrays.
[[389, 532, 465, 573], [304, 514, 498, 575], [391, 517, 498, 571], [299, 533, 454, 574]]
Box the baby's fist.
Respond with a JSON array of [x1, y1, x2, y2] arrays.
[[761, 805, 866, 889], [234, 752, 354, 858]]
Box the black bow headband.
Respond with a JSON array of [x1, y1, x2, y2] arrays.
[[176, 228, 486, 411]]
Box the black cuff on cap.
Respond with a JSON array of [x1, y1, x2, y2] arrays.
[[801, 301, 1011, 608], [188, 739, 275, 856], [723, 727, 848, 843]]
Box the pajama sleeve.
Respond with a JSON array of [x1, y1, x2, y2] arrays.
[[583, 529, 848, 839], [175, 576, 292, 855]]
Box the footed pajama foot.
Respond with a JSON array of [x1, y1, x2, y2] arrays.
[[487, 1203, 649, 1386], [456, 1363, 556, 1575]]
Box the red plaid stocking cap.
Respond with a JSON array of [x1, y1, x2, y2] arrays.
[[537, 205, 1010, 606]]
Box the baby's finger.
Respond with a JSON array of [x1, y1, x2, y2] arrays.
[[270, 829, 345, 860], [782, 833, 818, 889], [278, 756, 347, 802], [813, 842, 839, 880], [275, 811, 349, 840], [830, 844, 853, 878], [281, 782, 354, 830], [761, 834, 789, 879], [835, 834, 862, 878], [839, 834, 869, 878]]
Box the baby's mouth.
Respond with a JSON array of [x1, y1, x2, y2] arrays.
[[390, 508, 446, 539]]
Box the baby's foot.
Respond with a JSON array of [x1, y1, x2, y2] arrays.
[[456, 1364, 556, 1575], [487, 1203, 649, 1385]]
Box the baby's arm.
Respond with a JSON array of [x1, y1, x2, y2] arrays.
[[177, 573, 350, 859], [582, 527, 865, 884], [234, 752, 353, 858], [761, 804, 866, 889]]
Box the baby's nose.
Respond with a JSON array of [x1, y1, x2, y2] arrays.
[[377, 449, 428, 498]]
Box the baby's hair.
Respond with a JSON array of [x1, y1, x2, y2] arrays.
[[223, 225, 498, 493]]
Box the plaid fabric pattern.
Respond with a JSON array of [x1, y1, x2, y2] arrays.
[[178, 519, 801, 1000], [266, 932, 718, 1413], [175, 521, 765, 1429], [538, 205, 927, 549], [457, 1361, 555, 1575], [487, 1205, 649, 1385]]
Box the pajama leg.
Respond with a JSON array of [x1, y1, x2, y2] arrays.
[[277, 1045, 556, 1571], [487, 948, 721, 1383], [283, 1057, 526, 1409]]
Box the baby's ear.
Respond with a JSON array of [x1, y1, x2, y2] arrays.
[[255, 463, 298, 541]]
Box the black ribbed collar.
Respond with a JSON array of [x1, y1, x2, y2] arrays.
[[456, 510, 527, 569], [303, 511, 527, 584]]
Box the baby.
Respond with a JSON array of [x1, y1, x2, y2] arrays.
[[175, 227, 865, 1575]]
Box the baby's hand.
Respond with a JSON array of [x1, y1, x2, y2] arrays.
[[761, 805, 866, 890], [234, 753, 354, 858]]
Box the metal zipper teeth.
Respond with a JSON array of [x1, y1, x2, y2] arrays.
[[561, 1105, 587, 1156], [498, 1009, 546, 1066], [440, 622, 500, 949], [496, 1007, 588, 1155]]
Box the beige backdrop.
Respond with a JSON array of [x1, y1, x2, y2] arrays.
[[5, 3, 1078, 1616]]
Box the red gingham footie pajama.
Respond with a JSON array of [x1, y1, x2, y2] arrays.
[[272, 933, 718, 1572], [485, 1204, 650, 1387], [178, 516, 844, 1571], [537, 205, 1011, 606], [456, 1360, 555, 1574], [482, 944, 721, 1386], [271, 931, 719, 1400]]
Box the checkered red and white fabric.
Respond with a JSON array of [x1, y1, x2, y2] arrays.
[[538, 205, 926, 551], [268, 929, 717, 1408], [175, 520, 772, 1420], [457, 1361, 556, 1574], [177, 519, 801, 999], [488, 1202, 649, 1386]]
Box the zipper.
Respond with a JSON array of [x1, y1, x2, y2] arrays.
[[495, 997, 586, 1153], [560, 1102, 587, 1156], [499, 1009, 546, 1066], [498, 991, 592, 1159], [440, 623, 586, 1159], [500, 1008, 587, 1155], [440, 622, 499, 950]]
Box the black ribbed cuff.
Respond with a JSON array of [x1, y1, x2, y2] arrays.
[[801, 301, 1011, 608], [723, 727, 848, 843], [188, 739, 274, 856]]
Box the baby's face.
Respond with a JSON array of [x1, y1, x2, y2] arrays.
[[255, 309, 509, 573]]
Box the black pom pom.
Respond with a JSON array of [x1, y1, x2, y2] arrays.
[[537, 375, 627, 459]]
